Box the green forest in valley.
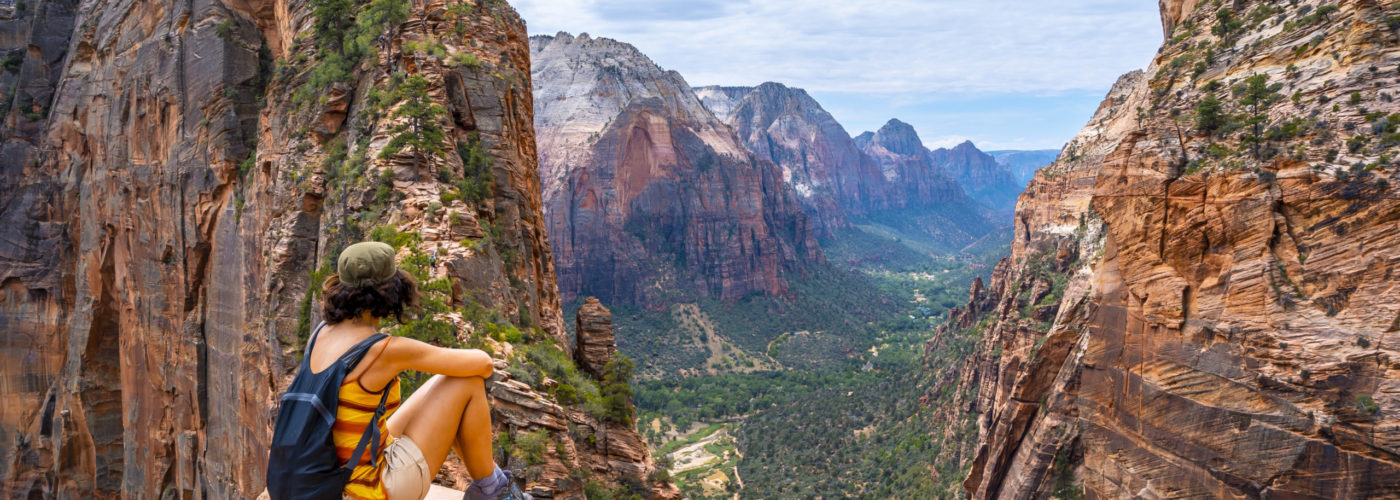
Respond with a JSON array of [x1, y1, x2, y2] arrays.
[[594, 223, 1009, 498]]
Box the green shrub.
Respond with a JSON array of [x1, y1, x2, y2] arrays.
[[1356, 394, 1379, 415], [216, 19, 236, 38], [2, 52, 23, 73], [515, 429, 550, 465], [600, 355, 636, 426], [1348, 135, 1368, 153], [379, 74, 447, 167], [296, 0, 408, 107], [554, 382, 580, 405], [1195, 95, 1227, 135], [451, 52, 482, 68], [1212, 8, 1244, 38], [583, 481, 612, 500], [368, 224, 420, 249], [456, 136, 495, 202]]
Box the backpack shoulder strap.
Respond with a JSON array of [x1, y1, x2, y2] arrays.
[[301, 321, 329, 361]]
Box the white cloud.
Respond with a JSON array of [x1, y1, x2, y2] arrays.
[[512, 0, 1163, 149], [922, 135, 975, 150], [513, 0, 1162, 95]]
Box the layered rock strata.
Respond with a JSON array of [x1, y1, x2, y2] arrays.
[[937, 1, 1400, 498], [0, 1, 671, 498], [573, 297, 616, 378]]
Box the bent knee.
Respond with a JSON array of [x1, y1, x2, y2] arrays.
[[442, 375, 487, 394]]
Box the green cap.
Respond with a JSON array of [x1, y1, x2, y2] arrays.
[[337, 241, 398, 288]]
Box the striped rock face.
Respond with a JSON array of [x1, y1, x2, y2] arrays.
[[930, 1, 1400, 498], [0, 2, 674, 498]]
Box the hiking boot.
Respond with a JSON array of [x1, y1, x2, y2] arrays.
[[463, 469, 532, 500]]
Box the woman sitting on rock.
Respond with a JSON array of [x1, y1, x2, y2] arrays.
[[267, 241, 529, 500]]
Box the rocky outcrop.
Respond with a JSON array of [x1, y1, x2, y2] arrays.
[[1158, 0, 1204, 38], [0, 1, 669, 498], [938, 1, 1400, 498], [695, 82, 888, 237], [574, 297, 616, 378], [488, 315, 679, 500], [531, 33, 820, 308], [930, 140, 1022, 213]]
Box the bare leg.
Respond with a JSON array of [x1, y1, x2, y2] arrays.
[[386, 374, 496, 479]]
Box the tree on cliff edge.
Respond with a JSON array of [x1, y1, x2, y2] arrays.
[[379, 74, 447, 175]]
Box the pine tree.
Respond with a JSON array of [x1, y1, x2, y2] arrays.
[[379, 74, 447, 173], [601, 354, 636, 426], [1195, 94, 1226, 140], [1239, 74, 1282, 160]]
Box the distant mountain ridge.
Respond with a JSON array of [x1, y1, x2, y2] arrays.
[[987, 149, 1061, 185], [531, 33, 820, 308], [531, 33, 1028, 309], [695, 82, 888, 236], [699, 84, 1010, 248], [929, 140, 1020, 213]]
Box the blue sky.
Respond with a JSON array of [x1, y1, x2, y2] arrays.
[[514, 0, 1163, 150]]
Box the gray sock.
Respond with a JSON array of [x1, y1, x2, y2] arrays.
[[473, 466, 507, 493]]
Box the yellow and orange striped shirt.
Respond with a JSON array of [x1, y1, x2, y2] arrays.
[[334, 345, 402, 500]]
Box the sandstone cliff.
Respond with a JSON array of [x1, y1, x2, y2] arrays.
[[930, 140, 1022, 214], [937, 1, 1400, 498], [694, 82, 888, 237], [0, 1, 672, 498], [531, 33, 819, 308]]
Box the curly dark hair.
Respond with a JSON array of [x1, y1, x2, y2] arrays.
[[321, 270, 421, 324]]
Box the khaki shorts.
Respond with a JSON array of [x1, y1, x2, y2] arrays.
[[343, 435, 433, 500]]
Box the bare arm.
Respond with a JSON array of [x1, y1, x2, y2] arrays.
[[382, 336, 494, 379]]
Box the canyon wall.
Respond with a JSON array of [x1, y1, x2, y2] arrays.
[[531, 33, 819, 308], [940, 0, 1400, 497], [0, 1, 671, 498]]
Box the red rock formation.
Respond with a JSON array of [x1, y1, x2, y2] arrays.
[[532, 33, 820, 308], [574, 297, 616, 378], [0, 2, 671, 498], [935, 2, 1400, 498]]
